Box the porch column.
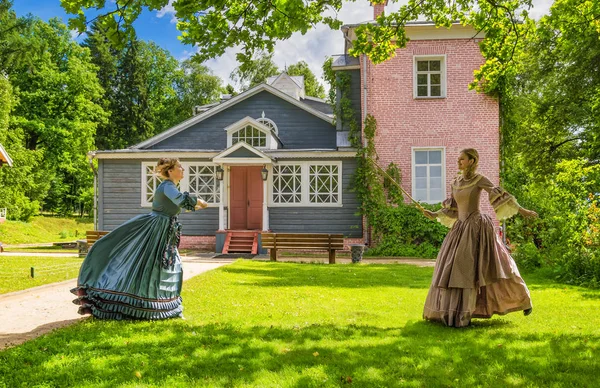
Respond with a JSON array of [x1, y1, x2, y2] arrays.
[[218, 179, 224, 230], [262, 177, 269, 231]]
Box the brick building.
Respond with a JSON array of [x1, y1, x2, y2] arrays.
[[333, 2, 499, 222]]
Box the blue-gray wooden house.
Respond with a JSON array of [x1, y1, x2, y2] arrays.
[[91, 73, 362, 252]]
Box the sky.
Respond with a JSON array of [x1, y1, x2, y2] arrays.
[[11, 0, 554, 92]]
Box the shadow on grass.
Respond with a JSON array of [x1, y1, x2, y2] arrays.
[[220, 262, 434, 289], [1, 319, 598, 387]]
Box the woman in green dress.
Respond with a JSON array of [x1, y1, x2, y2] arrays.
[[72, 158, 208, 319]]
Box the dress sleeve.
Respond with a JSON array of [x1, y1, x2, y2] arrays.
[[477, 175, 521, 220], [163, 182, 198, 211], [435, 195, 458, 228]]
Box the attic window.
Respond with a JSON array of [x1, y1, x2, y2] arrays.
[[232, 125, 267, 147], [257, 117, 278, 134]]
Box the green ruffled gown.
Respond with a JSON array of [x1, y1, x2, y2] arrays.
[[71, 180, 197, 320]]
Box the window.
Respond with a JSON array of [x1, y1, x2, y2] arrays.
[[257, 117, 278, 135], [270, 162, 342, 206], [232, 125, 266, 147], [186, 164, 220, 204], [141, 162, 220, 207], [413, 149, 444, 203], [272, 164, 302, 204], [141, 162, 164, 207], [414, 56, 445, 98], [309, 164, 340, 204]]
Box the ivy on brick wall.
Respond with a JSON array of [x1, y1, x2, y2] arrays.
[[357, 114, 448, 259]]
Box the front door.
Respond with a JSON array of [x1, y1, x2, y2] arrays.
[[230, 166, 263, 230]]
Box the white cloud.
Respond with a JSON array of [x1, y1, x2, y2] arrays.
[[156, 0, 177, 24]]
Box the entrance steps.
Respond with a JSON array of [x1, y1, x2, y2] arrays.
[[222, 230, 259, 254]]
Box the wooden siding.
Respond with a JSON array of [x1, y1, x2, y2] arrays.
[[149, 91, 336, 150], [98, 159, 219, 234], [268, 158, 362, 237]]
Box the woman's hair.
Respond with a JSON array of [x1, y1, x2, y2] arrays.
[[156, 158, 180, 179], [460, 148, 479, 178]]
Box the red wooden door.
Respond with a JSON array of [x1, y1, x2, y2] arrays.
[[229, 166, 263, 230], [246, 167, 263, 230]]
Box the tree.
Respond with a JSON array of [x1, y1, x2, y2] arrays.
[[7, 17, 107, 215], [60, 0, 536, 94], [0, 0, 37, 72], [287, 61, 325, 98], [231, 51, 279, 91], [84, 25, 194, 149], [503, 0, 600, 175], [172, 59, 223, 121]]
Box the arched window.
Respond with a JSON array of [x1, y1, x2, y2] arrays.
[[257, 117, 278, 135], [232, 125, 266, 147]]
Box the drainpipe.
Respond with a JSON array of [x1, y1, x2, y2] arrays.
[[362, 53, 370, 246], [87, 151, 98, 231]]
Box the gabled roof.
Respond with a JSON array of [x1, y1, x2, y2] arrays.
[[0, 143, 13, 167], [131, 83, 332, 150], [267, 72, 304, 89], [212, 141, 274, 165]]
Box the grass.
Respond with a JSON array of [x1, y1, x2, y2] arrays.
[[0, 255, 83, 294], [0, 216, 93, 245], [0, 261, 599, 387], [3, 246, 79, 253]]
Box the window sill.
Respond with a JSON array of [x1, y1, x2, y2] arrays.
[[414, 96, 446, 100]]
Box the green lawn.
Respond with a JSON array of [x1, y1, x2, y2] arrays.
[[0, 256, 82, 294], [0, 261, 598, 387], [0, 216, 93, 245]]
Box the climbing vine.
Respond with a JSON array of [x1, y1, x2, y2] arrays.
[[325, 61, 447, 257]]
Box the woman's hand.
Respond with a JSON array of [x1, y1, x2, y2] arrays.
[[195, 198, 209, 210], [518, 207, 538, 219], [422, 209, 437, 221]]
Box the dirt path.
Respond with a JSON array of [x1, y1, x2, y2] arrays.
[[0, 259, 232, 350]]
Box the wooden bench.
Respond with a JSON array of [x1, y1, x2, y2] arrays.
[[78, 231, 110, 257], [86, 231, 110, 248], [261, 233, 344, 264]]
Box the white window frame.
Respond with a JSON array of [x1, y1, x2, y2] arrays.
[[411, 147, 446, 204], [141, 161, 221, 207], [271, 163, 303, 204], [413, 55, 446, 99], [257, 117, 278, 135], [269, 161, 343, 207], [141, 161, 164, 207], [225, 117, 277, 149], [180, 162, 221, 206]]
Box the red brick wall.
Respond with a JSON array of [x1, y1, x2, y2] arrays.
[[361, 38, 500, 218], [180, 235, 216, 250]]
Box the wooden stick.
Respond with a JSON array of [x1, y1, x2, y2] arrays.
[[366, 157, 427, 212]]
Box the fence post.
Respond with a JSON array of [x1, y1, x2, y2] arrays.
[[30, 267, 34, 278]]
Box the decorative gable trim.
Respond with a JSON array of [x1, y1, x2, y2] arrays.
[[224, 116, 279, 149], [131, 84, 332, 150], [212, 142, 274, 165]]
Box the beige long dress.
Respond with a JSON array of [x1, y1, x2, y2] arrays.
[[422, 174, 532, 327]]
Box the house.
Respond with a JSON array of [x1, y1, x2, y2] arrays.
[[332, 1, 499, 228], [91, 73, 363, 252]]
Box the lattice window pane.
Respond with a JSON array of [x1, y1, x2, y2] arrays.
[[187, 165, 220, 204], [272, 165, 302, 203], [232, 124, 267, 147], [144, 164, 163, 204], [309, 164, 340, 204]]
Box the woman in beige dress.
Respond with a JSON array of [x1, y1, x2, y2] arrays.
[[422, 148, 538, 327]]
